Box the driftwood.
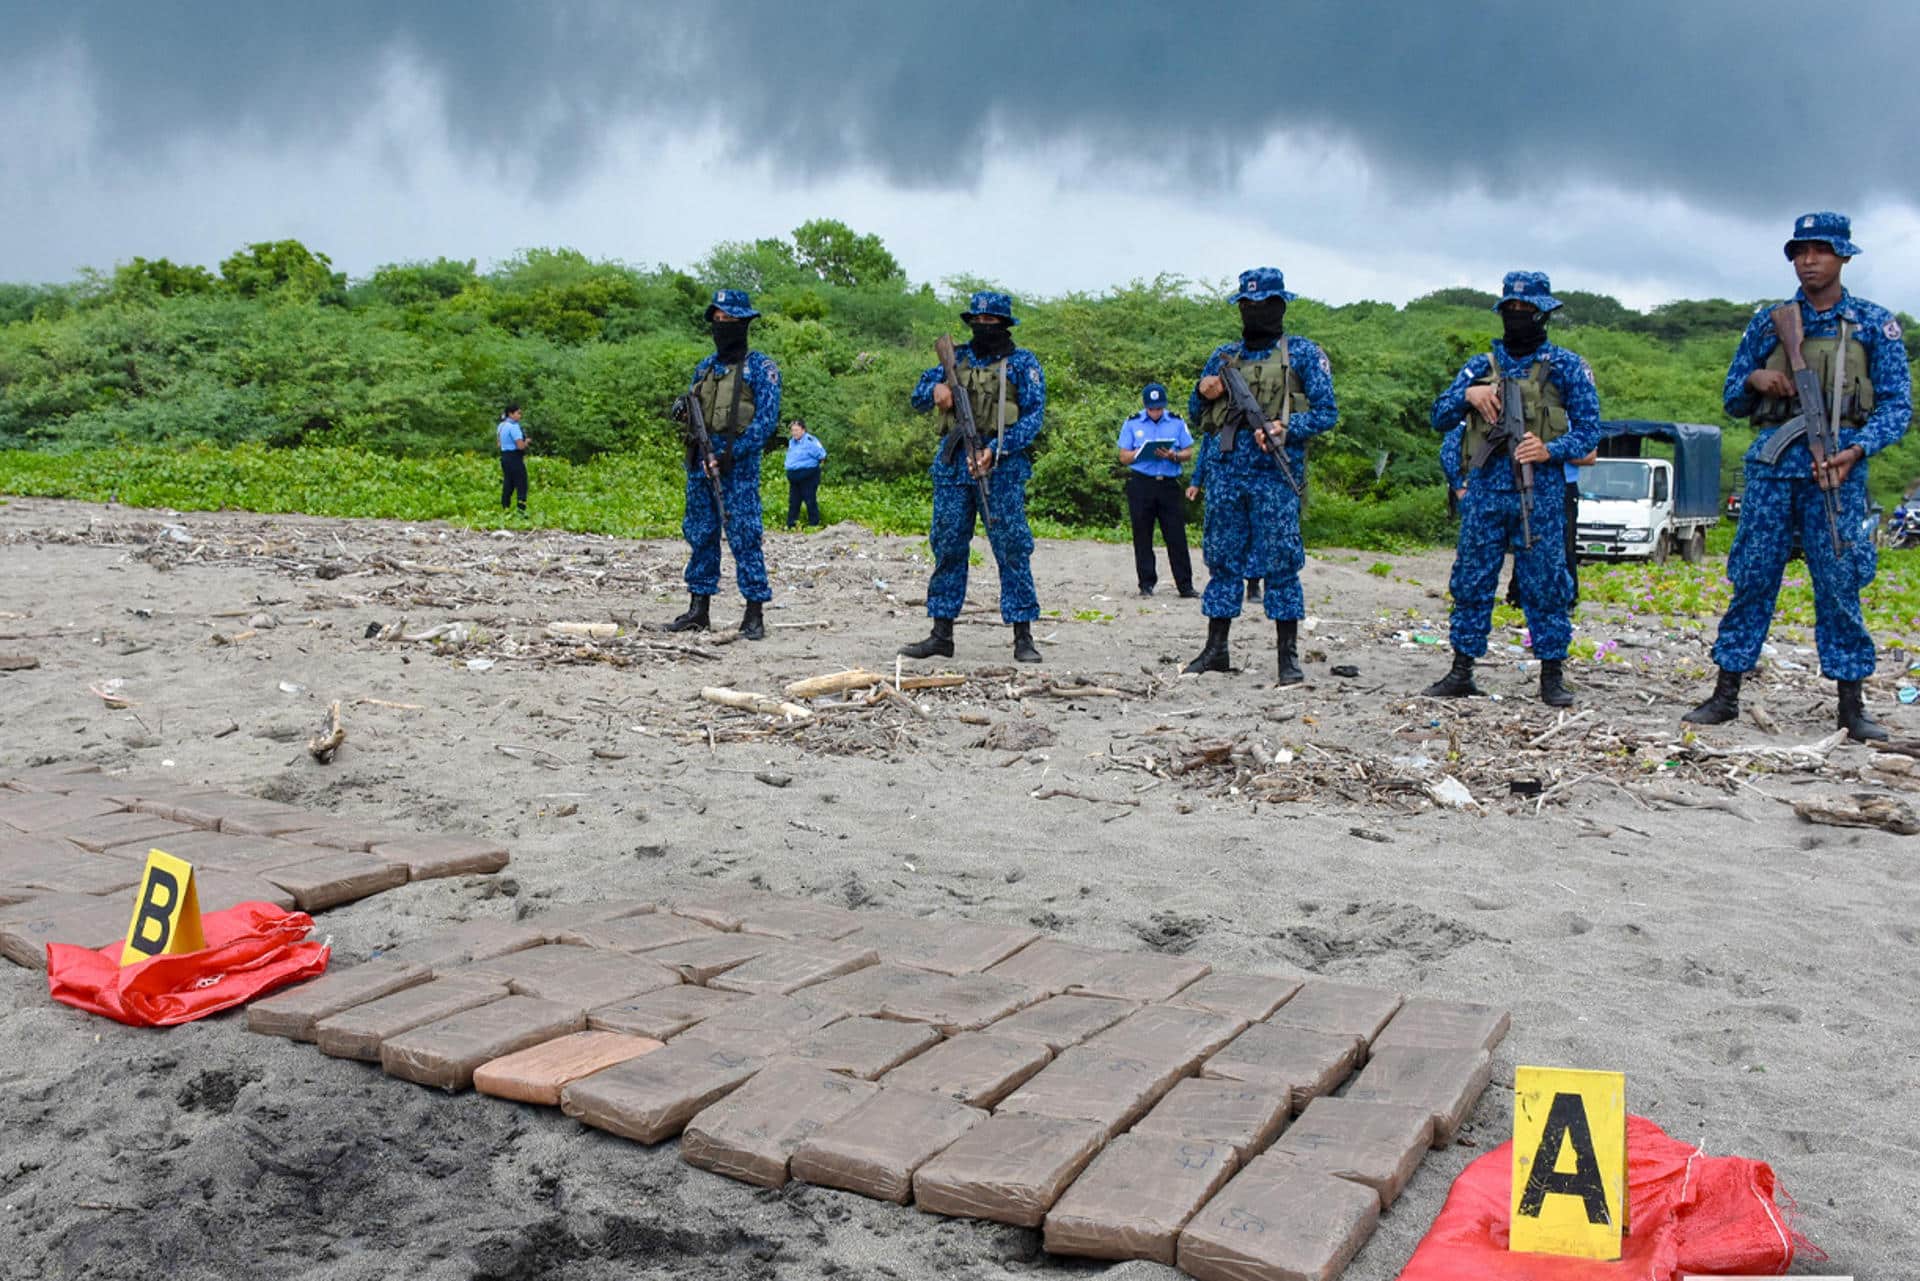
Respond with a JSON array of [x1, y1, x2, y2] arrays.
[[899, 674, 967, 692], [1680, 729, 1846, 771], [1793, 792, 1920, 835], [0, 654, 38, 671], [307, 700, 346, 763], [1030, 787, 1139, 807], [784, 669, 882, 699], [700, 686, 814, 723], [547, 621, 619, 639]]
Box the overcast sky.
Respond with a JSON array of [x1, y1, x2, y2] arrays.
[[5, 1, 1917, 310]]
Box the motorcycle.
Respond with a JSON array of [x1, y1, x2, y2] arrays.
[[1887, 502, 1920, 550]]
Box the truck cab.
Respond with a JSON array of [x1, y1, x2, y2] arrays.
[[1574, 420, 1722, 565]]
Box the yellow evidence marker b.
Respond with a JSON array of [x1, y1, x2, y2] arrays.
[[120, 849, 206, 965], [1510, 1065, 1627, 1260]]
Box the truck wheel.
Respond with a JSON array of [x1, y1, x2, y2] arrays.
[[1682, 529, 1706, 565], [1652, 531, 1671, 566]]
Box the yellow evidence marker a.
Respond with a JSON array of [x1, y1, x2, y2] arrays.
[[1510, 1065, 1627, 1260], [120, 849, 207, 965]]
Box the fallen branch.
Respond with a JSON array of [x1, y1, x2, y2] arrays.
[[1030, 787, 1140, 807], [899, 674, 967, 692], [1793, 792, 1920, 835], [1679, 729, 1846, 770], [784, 668, 883, 700], [700, 686, 814, 723], [873, 680, 930, 720], [307, 700, 346, 763], [1526, 709, 1593, 749], [495, 742, 566, 769], [1626, 784, 1755, 821]]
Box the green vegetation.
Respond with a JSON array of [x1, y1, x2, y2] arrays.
[[2, 222, 1916, 548]]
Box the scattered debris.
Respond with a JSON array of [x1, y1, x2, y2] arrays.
[[1794, 793, 1920, 835], [307, 700, 346, 764]]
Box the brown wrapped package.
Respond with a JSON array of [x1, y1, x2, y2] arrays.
[[1086, 1004, 1248, 1074], [790, 1088, 987, 1203], [1255, 1096, 1434, 1209], [366, 833, 510, 880], [377, 919, 547, 975], [840, 915, 1039, 975], [589, 985, 744, 1039], [0, 894, 139, 968], [985, 993, 1138, 1052], [260, 850, 408, 911], [246, 957, 433, 1040], [560, 1038, 766, 1143], [191, 870, 298, 913], [996, 1046, 1188, 1136], [680, 1062, 880, 1188], [1201, 1023, 1364, 1112], [555, 912, 718, 954], [1177, 1160, 1381, 1281], [1263, 980, 1404, 1056], [682, 991, 847, 1055], [705, 937, 878, 996], [984, 940, 1115, 994], [1370, 996, 1511, 1054], [1074, 949, 1212, 1003], [666, 886, 790, 931], [1043, 1132, 1240, 1264], [296, 820, 420, 852], [46, 810, 194, 853], [877, 971, 1045, 1034], [1170, 972, 1305, 1022], [524, 899, 658, 937], [734, 900, 864, 941], [458, 943, 679, 1008], [473, 1030, 663, 1105], [913, 1112, 1107, 1226], [1131, 1078, 1292, 1161], [101, 828, 293, 873], [0, 791, 123, 833], [314, 977, 508, 1061], [215, 804, 330, 839], [782, 1016, 940, 1079], [804, 962, 941, 1017], [379, 995, 586, 1090], [879, 1031, 1052, 1107], [645, 934, 771, 984], [1340, 1045, 1493, 1145], [0, 846, 141, 897]]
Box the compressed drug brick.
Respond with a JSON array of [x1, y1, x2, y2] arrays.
[[1177, 1160, 1381, 1281], [474, 1030, 664, 1105], [1086, 1004, 1248, 1075], [790, 1087, 987, 1203], [46, 810, 195, 854], [380, 995, 586, 1090], [733, 899, 864, 941], [1340, 1045, 1493, 1145], [984, 994, 1138, 1052], [314, 977, 508, 1061], [876, 971, 1045, 1035], [645, 934, 770, 984], [706, 938, 878, 996], [839, 914, 1039, 976], [1201, 1023, 1364, 1112], [680, 1061, 880, 1188], [1043, 1132, 1240, 1264], [912, 1112, 1107, 1227], [879, 1032, 1052, 1108], [247, 958, 433, 1040], [376, 919, 547, 975], [996, 1046, 1188, 1137], [1263, 980, 1403, 1056], [368, 834, 510, 881], [1169, 972, 1305, 1023], [555, 912, 718, 954], [1369, 996, 1510, 1055], [682, 991, 847, 1056], [260, 850, 408, 911], [559, 1038, 768, 1143], [804, 963, 944, 1018], [0, 895, 138, 968], [985, 940, 1115, 995], [1131, 1077, 1292, 1161], [782, 1016, 940, 1079], [1254, 1095, 1434, 1209], [589, 985, 745, 1040]]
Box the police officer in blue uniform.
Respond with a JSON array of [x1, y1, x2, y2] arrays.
[[1684, 212, 1911, 740], [1183, 267, 1338, 683], [1423, 272, 1602, 706], [1117, 382, 1197, 598], [900, 291, 1047, 663], [665, 288, 782, 640]]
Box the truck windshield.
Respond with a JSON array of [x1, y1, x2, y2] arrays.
[[1580, 460, 1652, 502]]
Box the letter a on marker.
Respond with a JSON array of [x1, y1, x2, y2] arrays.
[[1510, 1065, 1626, 1260], [121, 849, 206, 966]]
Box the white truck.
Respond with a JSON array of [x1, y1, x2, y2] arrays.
[[1573, 421, 1722, 566]]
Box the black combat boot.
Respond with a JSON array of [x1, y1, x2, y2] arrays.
[[1183, 617, 1232, 674], [1246, 579, 1263, 603], [1681, 668, 1742, 725], [739, 601, 766, 641], [1422, 651, 1481, 698], [1539, 659, 1574, 707], [1274, 620, 1304, 686], [1012, 622, 1041, 664], [665, 594, 710, 633], [899, 617, 955, 660], [1837, 679, 1888, 742]]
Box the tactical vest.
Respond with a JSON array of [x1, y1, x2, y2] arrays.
[[1462, 348, 1567, 467], [694, 361, 756, 441], [940, 357, 1015, 449], [1196, 345, 1312, 437], [1752, 324, 1873, 428]]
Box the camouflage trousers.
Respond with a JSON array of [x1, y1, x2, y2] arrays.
[[682, 467, 771, 602], [1201, 469, 1304, 620], [1448, 479, 1573, 661]]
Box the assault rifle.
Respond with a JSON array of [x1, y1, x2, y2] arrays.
[[934, 334, 994, 525], [1755, 304, 1845, 555], [1466, 363, 1535, 550], [671, 393, 728, 528], [1217, 363, 1302, 494]]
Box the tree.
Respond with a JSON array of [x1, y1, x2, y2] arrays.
[[1553, 289, 1638, 330], [1405, 287, 1498, 312], [790, 219, 904, 289], [1630, 298, 1753, 343], [219, 240, 344, 301], [112, 257, 219, 301], [358, 257, 477, 306], [693, 238, 808, 296]]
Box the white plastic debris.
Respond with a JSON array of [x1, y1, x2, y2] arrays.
[[1428, 776, 1474, 809]]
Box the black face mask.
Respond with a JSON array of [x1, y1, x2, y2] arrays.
[[711, 318, 750, 364], [1239, 297, 1288, 349], [1501, 308, 1548, 357], [967, 321, 1015, 360]]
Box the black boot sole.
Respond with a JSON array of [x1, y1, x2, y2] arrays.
[[900, 641, 955, 659]]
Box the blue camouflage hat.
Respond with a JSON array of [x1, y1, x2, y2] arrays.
[[1142, 382, 1168, 409], [1784, 211, 1862, 259], [1228, 267, 1295, 303], [707, 288, 760, 319], [961, 290, 1020, 325], [1493, 270, 1562, 313]]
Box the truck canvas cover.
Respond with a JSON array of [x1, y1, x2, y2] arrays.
[[1594, 420, 1722, 520]]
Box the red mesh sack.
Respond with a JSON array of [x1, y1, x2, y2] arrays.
[[45, 901, 331, 1027], [1397, 1115, 1800, 1280]]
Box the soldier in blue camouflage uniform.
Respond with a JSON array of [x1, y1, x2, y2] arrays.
[[1684, 212, 1911, 740], [1423, 272, 1602, 706], [899, 291, 1047, 663], [1182, 267, 1338, 684], [665, 288, 782, 640]]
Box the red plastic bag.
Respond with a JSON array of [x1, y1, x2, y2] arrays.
[[1398, 1115, 1800, 1280], [45, 901, 331, 1027]]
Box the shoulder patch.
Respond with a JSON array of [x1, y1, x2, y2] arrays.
[[1316, 348, 1331, 374], [1886, 318, 1904, 341]]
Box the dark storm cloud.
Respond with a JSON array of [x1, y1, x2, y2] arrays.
[[13, 0, 1920, 213]]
